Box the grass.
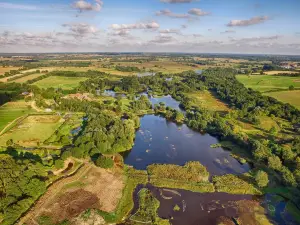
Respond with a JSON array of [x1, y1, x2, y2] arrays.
[[236, 74, 300, 92], [0, 66, 21, 75], [113, 167, 148, 222], [32, 76, 88, 90], [147, 162, 209, 182], [0, 101, 34, 133], [213, 174, 262, 195], [185, 91, 230, 113], [130, 188, 170, 224], [264, 90, 300, 109], [0, 114, 63, 147]]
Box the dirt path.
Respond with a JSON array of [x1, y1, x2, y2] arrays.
[[18, 163, 91, 225], [30, 101, 43, 112]]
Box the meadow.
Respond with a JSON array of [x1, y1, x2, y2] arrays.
[[0, 101, 34, 134], [265, 90, 300, 109], [33, 76, 88, 90], [236, 74, 300, 92], [185, 91, 230, 113], [0, 114, 63, 147]]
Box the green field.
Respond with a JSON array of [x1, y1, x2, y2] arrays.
[[0, 101, 34, 133], [33, 76, 88, 90], [237, 74, 300, 92], [265, 90, 300, 109], [0, 115, 63, 147]]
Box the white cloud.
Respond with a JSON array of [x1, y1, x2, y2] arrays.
[[72, 0, 103, 12], [62, 23, 99, 37], [188, 8, 210, 16], [156, 9, 190, 19], [227, 16, 269, 27], [111, 22, 159, 30], [159, 29, 181, 34]]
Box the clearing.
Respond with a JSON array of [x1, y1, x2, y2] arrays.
[[32, 76, 88, 90], [264, 90, 300, 109], [236, 74, 300, 92], [0, 101, 34, 134], [0, 114, 63, 147], [21, 163, 124, 225], [186, 91, 230, 113]]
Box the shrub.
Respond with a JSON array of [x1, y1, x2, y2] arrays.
[[95, 156, 114, 168]]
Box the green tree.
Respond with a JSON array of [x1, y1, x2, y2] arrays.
[[268, 155, 282, 171], [255, 170, 269, 188]]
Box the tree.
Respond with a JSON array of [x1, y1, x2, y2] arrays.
[[95, 156, 114, 169], [54, 159, 64, 169], [255, 170, 269, 188], [268, 155, 282, 171]]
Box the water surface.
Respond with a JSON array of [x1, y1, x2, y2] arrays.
[[124, 115, 249, 176]]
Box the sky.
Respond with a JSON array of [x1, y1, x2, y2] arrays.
[[0, 0, 300, 54]]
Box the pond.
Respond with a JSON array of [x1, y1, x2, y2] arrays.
[[126, 184, 298, 225], [195, 69, 203, 75], [124, 115, 249, 176], [102, 90, 126, 98], [137, 72, 156, 77], [149, 95, 185, 113]]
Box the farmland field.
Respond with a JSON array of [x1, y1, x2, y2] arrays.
[[0, 101, 34, 133], [32, 76, 88, 90], [264, 90, 300, 109], [264, 70, 299, 75], [0, 114, 64, 147], [237, 74, 300, 92], [0, 66, 21, 75]]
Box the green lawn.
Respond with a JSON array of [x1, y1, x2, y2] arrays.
[[236, 74, 300, 92], [264, 90, 300, 109], [0, 101, 33, 133], [33, 76, 88, 90]]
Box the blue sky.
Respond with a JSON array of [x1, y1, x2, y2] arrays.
[[0, 0, 299, 54]]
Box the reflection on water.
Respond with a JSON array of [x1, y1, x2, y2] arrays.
[[124, 115, 249, 176], [103, 90, 126, 98], [149, 95, 185, 113], [127, 185, 298, 225]]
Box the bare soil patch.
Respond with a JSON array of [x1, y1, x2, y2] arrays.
[[20, 163, 124, 224]]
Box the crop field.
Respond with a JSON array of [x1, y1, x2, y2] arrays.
[[186, 91, 230, 113], [0, 101, 34, 134], [33, 76, 88, 90], [0, 66, 21, 75], [237, 74, 300, 92], [265, 90, 300, 109], [264, 70, 299, 75], [0, 114, 63, 147]]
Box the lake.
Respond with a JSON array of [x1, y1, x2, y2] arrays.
[[124, 115, 249, 176]]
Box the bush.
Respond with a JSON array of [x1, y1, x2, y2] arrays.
[[95, 156, 114, 168], [54, 159, 64, 169]]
